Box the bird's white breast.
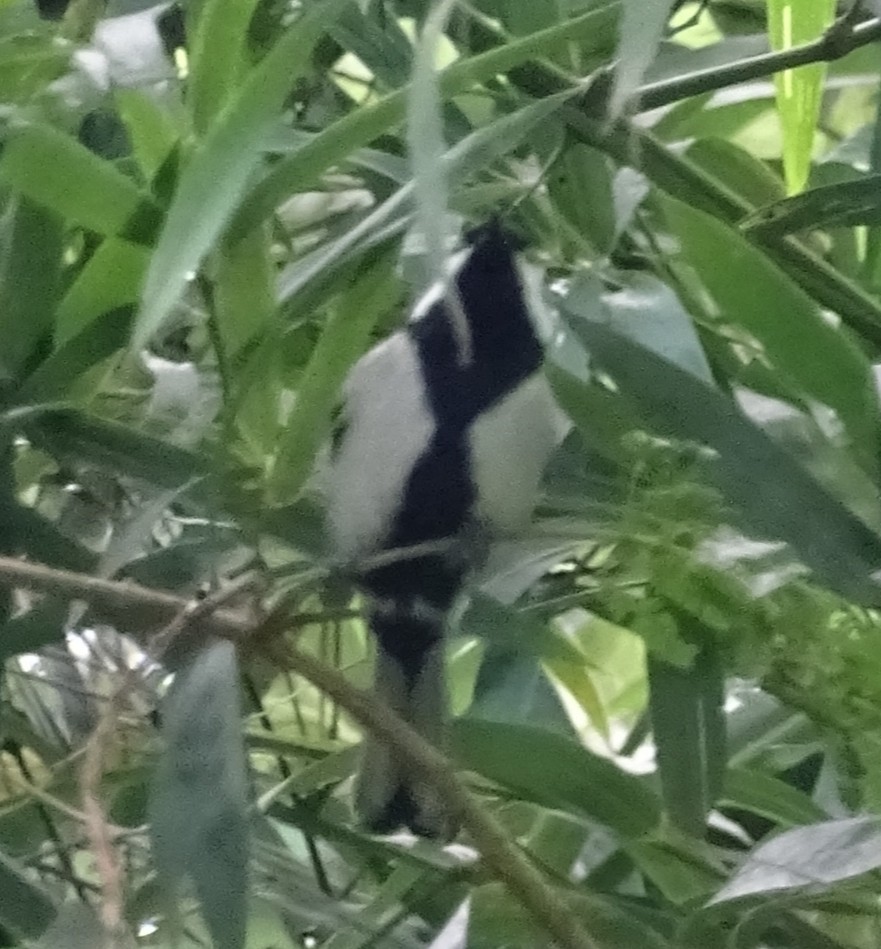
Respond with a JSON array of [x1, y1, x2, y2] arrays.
[[468, 371, 564, 535], [328, 332, 435, 560]]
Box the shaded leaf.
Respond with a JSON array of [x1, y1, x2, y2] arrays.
[[649, 642, 725, 837], [468, 646, 573, 735], [741, 173, 881, 235], [0, 197, 63, 380], [31, 411, 208, 487], [563, 307, 881, 606], [150, 639, 249, 949], [722, 767, 827, 828], [0, 846, 56, 940], [453, 719, 660, 836], [661, 194, 880, 475]]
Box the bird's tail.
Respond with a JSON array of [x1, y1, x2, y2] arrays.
[[356, 611, 455, 838]]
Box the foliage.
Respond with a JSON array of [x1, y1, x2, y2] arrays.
[[2, 0, 881, 946]]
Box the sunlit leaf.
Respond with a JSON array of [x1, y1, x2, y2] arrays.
[[0, 123, 160, 239], [766, 0, 836, 193]]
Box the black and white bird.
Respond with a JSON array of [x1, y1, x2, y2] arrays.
[[327, 221, 562, 837]]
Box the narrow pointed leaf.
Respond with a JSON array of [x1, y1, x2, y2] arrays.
[[563, 316, 881, 605], [133, 0, 351, 351]]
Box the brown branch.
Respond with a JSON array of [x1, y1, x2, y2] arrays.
[[0, 554, 599, 949], [0, 555, 252, 639], [271, 641, 599, 949]]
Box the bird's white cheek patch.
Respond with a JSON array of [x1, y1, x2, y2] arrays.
[[468, 372, 563, 534], [328, 334, 435, 559]]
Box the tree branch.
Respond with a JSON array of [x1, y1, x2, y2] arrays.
[[635, 14, 881, 113], [0, 554, 598, 949]]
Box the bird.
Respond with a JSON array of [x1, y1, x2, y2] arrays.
[[326, 219, 562, 837]]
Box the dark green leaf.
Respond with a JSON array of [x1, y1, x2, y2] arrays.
[[30, 411, 208, 488], [741, 173, 881, 235], [18, 307, 133, 403], [0, 846, 56, 940], [722, 767, 827, 828], [0, 197, 63, 380], [468, 646, 573, 735], [0, 599, 68, 663], [649, 642, 725, 837], [453, 719, 660, 836]]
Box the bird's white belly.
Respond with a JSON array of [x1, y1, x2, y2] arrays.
[[468, 371, 563, 534]]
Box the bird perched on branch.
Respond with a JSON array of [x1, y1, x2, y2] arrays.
[[327, 220, 562, 837]]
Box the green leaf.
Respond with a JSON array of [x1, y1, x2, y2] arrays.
[[471, 882, 675, 949], [18, 307, 131, 404], [561, 317, 881, 606], [741, 173, 881, 235], [266, 251, 399, 505], [188, 0, 262, 134], [31, 411, 208, 488], [660, 194, 880, 478], [0, 197, 63, 380], [229, 2, 620, 241], [133, 0, 352, 352], [277, 90, 573, 308], [766, 0, 836, 194], [407, 0, 457, 301], [710, 816, 881, 904], [0, 123, 160, 238], [0, 33, 70, 102], [0, 846, 56, 940], [0, 599, 68, 663], [722, 767, 827, 828], [54, 238, 149, 346], [214, 224, 276, 362], [150, 639, 249, 949], [453, 719, 660, 836], [468, 646, 573, 735], [648, 643, 725, 837], [115, 88, 180, 181], [548, 144, 616, 256]]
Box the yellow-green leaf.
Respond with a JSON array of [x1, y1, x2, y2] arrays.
[[766, 0, 835, 194]]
